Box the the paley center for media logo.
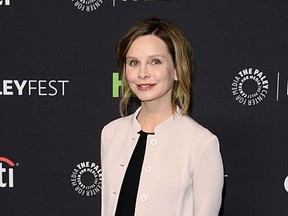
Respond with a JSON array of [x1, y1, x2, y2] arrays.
[[0, 157, 17, 188], [231, 68, 269, 106], [72, 0, 103, 12], [71, 161, 102, 196]]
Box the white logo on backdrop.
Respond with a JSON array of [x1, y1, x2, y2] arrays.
[[0, 80, 69, 96], [231, 68, 269, 106], [284, 176, 288, 193], [72, 0, 103, 12], [71, 161, 102, 196], [0, 157, 18, 188], [276, 72, 288, 102], [0, 0, 10, 6]]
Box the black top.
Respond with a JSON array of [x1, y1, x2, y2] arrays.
[[115, 131, 151, 216]]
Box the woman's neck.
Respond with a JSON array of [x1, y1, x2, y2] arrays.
[[137, 102, 174, 133]]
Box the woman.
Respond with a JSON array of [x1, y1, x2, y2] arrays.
[[101, 17, 224, 216]]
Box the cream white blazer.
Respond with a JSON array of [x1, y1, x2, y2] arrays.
[[101, 107, 224, 216]]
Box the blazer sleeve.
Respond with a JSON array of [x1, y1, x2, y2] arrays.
[[192, 135, 224, 216], [100, 124, 111, 216], [100, 123, 114, 166]]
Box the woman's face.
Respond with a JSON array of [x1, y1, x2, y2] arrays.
[[125, 35, 177, 106]]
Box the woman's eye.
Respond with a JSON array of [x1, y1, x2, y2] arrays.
[[128, 60, 139, 66], [151, 59, 161, 65]]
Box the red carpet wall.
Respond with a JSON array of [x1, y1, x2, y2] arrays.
[[1, 1, 288, 215]]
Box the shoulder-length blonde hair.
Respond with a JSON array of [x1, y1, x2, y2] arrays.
[[116, 17, 193, 116]]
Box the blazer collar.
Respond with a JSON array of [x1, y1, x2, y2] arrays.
[[130, 106, 183, 134]]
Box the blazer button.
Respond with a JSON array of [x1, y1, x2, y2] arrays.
[[145, 166, 152, 173], [140, 194, 148, 202], [150, 138, 158, 146]]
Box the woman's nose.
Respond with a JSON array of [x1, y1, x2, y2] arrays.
[[138, 64, 150, 79]]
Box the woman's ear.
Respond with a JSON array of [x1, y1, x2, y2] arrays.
[[174, 69, 178, 81]]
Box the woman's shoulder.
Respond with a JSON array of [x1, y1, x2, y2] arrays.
[[179, 115, 217, 140], [103, 114, 133, 131], [102, 107, 141, 134]]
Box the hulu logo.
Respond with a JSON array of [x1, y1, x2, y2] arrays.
[[112, 72, 122, 98]]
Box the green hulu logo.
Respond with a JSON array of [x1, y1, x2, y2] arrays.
[[112, 72, 122, 98]]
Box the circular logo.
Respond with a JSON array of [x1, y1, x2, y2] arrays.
[[71, 161, 102, 196], [72, 0, 103, 12], [284, 176, 288, 192], [231, 68, 269, 106]]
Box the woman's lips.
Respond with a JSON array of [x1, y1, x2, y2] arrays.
[[137, 83, 156, 91]]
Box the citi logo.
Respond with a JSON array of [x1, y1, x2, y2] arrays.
[[0, 0, 10, 6], [0, 157, 16, 188]]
